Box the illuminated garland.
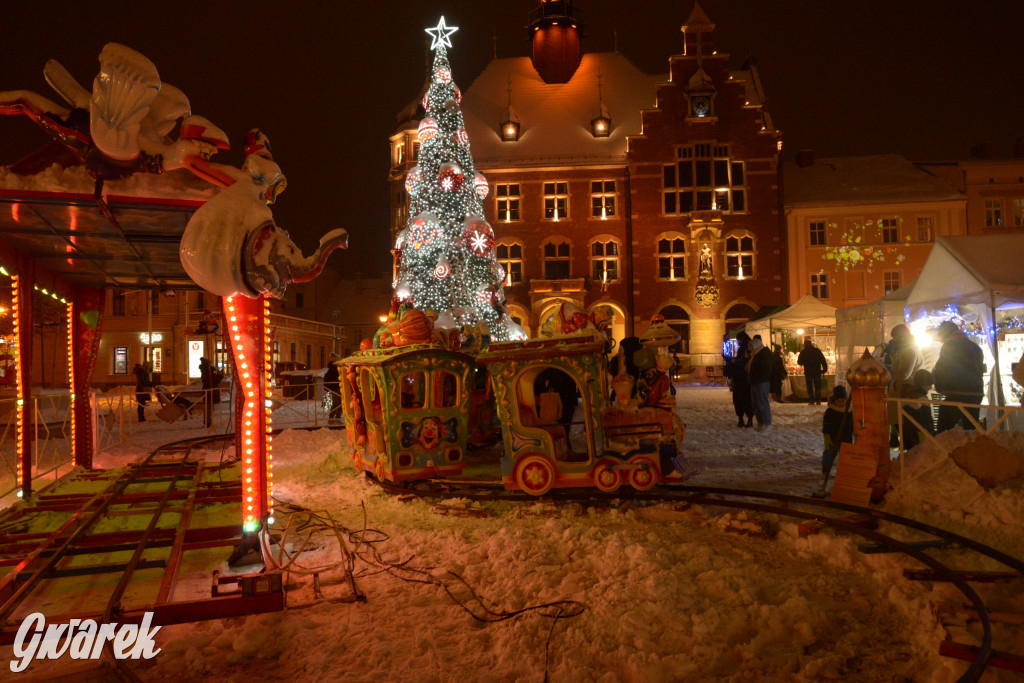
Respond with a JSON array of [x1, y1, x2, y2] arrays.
[[12, 275, 23, 496], [66, 302, 75, 463], [263, 297, 274, 526]]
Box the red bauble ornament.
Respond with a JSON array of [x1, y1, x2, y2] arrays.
[[462, 216, 495, 257], [408, 213, 440, 250], [417, 118, 438, 143], [438, 162, 464, 191]]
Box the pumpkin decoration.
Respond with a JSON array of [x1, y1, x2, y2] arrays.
[[398, 308, 433, 344]]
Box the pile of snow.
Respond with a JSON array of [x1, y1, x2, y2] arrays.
[[0, 163, 217, 201], [129, 388, 1022, 682]]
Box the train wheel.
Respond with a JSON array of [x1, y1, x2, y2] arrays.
[[592, 460, 621, 493], [628, 455, 660, 492], [516, 454, 556, 496], [375, 457, 387, 482]]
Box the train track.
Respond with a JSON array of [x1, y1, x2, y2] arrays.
[[376, 476, 1024, 682]]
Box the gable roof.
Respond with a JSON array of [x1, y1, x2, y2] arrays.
[[784, 154, 965, 208], [460, 52, 664, 168], [906, 234, 1024, 313]]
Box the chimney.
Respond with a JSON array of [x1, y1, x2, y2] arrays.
[[796, 150, 814, 168]]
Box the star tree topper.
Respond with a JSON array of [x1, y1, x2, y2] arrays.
[[426, 16, 458, 50]]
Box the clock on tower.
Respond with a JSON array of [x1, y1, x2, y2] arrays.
[[690, 95, 711, 118]]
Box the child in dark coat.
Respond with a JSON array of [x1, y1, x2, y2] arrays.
[[901, 369, 935, 449], [821, 385, 853, 476]]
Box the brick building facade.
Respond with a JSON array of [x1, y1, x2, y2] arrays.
[[388, 2, 785, 366]]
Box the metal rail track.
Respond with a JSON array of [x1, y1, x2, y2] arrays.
[[375, 477, 1024, 682]]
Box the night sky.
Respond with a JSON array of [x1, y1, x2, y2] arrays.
[[2, 0, 1022, 279]]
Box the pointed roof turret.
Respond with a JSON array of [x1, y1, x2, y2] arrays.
[[683, 2, 715, 31], [681, 2, 715, 59]]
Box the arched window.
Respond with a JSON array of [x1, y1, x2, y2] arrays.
[[724, 303, 757, 334], [724, 232, 755, 279], [656, 233, 687, 280], [542, 237, 572, 280], [659, 305, 690, 354], [590, 236, 619, 283], [496, 240, 523, 284]]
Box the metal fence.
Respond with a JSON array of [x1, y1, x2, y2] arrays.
[[0, 382, 343, 499]]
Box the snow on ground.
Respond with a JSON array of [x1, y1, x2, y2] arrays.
[[6, 386, 1023, 681]]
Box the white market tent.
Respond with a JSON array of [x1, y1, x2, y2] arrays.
[[904, 234, 1024, 406], [834, 280, 915, 385], [744, 294, 838, 342]]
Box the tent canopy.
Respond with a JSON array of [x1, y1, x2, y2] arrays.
[[906, 235, 1024, 315], [745, 293, 837, 337]]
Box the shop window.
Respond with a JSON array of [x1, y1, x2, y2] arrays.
[[113, 347, 128, 374]]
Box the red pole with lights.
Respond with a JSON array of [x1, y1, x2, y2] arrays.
[[224, 294, 274, 533], [67, 288, 104, 468], [12, 259, 33, 497]]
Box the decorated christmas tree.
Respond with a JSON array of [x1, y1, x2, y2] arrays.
[[394, 17, 526, 342]]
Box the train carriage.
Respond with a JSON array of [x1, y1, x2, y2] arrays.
[[339, 344, 475, 482]]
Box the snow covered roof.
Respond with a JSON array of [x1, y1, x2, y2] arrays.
[[745, 294, 837, 338], [906, 234, 1024, 313], [460, 52, 665, 167], [784, 155, 965, 208]]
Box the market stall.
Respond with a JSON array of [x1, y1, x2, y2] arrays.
[[834, 280, 916, 387], [744, 294, 838, 398], [903, 235, 1024, 408]]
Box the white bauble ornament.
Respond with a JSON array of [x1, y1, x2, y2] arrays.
[[405, 166, 422, 195], [456, 129, 469, 145], [408, 212, 441, 250], [438, 162, 464, 191], [434, 311, 456, 330], [417, 118, 438, 143], [395, 282, 412, 299], [395, 228, 408, 250]]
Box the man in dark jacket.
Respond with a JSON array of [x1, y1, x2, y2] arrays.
[[933, 321, 985, 432], [723, 332, 754, 427], [770, 343, 788, 402], [746, 335, 773, 431], [198, 356, 220, 428], [797, 338, 829, 405]]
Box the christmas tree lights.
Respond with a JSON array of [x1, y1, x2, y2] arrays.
[[393, 17, 526, 341]]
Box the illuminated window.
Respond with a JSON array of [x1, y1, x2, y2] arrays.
[[413, 142, 420, 161], [496, 241, 523, 284], [1013, 199, 1024, 226], [590, 180, 616, 218], [395, 190, 408, 230], [393, 141, 405, 166], [883, 271, 902, 295], [664, 144, 745, 215], [809, 221, 826, 246], [591, 239, 619, 282], [810, 272, 829, 299], [542, 238, 571, 279], [543, 182, 569, 220], [495, 184, 521, 222], [724, 233, 755, 279], [113, 347, 128, 374], [985, 199, 1003, 227], [657, 234, 687, 280], [144, 346, 163, 373], [916, 216, 934, 242], [881, 218, 899, 243]]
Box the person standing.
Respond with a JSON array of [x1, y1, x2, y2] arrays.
[[797, 337, 829, 405], [324, 352, 343, 425], [770, 343, 788, 402], [821, 385, 853, 477], [747, 334, 773, 431], [723, 332, 754, 427], [198, 356, 217, 428], [933, 321, 985, 431], [133, 362, 151, 422], [886, 324, 924, 445]]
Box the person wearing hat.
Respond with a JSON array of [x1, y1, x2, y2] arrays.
[[932, 321, 985, 432], [324, 352, 343, 425], [821, 385, 853, 476], [723, 332, 754, 427]]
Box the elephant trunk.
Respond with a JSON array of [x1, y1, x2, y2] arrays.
[[289, 228, 349, 283]]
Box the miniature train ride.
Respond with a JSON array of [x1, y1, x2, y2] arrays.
[[338, 306, 694, 496]]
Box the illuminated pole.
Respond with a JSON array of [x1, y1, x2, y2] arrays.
[[12, 263, 33, 497], [846, 349, 892, 502], [67, 288, 103, 468], [225, 295, 274, 532]]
